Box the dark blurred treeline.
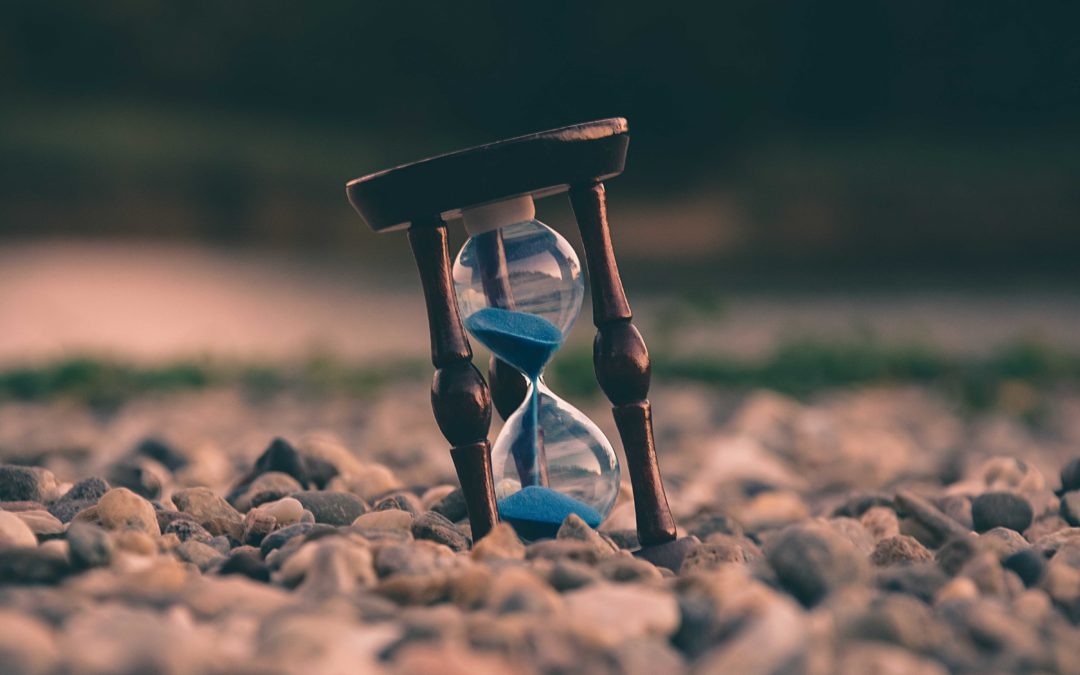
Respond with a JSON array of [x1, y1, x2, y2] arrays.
[[2, 1, 1079, 273]]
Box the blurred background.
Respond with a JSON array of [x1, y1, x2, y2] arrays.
[[1, 0, 1079, 388]]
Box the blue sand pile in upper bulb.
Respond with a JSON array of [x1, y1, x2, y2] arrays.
[[498, 485, 602, 540], [463, 308, 563, 380]]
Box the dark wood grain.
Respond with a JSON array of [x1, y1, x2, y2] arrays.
[[569, 181, 677, 546], [407, 216, 498, 538]]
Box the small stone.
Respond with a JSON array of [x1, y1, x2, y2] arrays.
[[765, 522, 867, 607], [978, 526, 1029, 560], [937, 495, 974, 530], [936, 535, 979, 576], [0, 609, 59, 675], [736, 490, 809, 533], [171, 487, 242, 537], [0, 465, 57, 503], [92, 487, 160, 535], [254, 437, 309, 486], [597, 555, 662, 583], [485, 566, 561, 615], [564, 583, 680, 647], [1003, 549, 1045, 587], [1061, 491, 1080, 526], [556, 513, 618, 559], [467, 522, 523, 561], [162, 517, 214, 545], [680, 535, 760, 573], [1061, 458, 1080, 493], [1032, 527, 1080, 557], [219, 547, 270, 582], [327, 465, 401, 502], [971, 491, 1033, 533], [260, 522, 329, 556], [526, 540, 606, 565], [104, 456, 164, 500], [15, 510, 64, 538], [860, 506, 900, 542], [67, 521, 113, 569], [114, 530, 157, 556], [895, 490, 969, 543], [870, 535, 932, 566], [420, 485, 456, 511], [259, 497, 304, 526], [0, 547, 70, 584], [875, 563, 948, 603], [48, 477, 109, 523], [292, 490, 369, 526], [547, 559, 601, 591], [934, 576, 979, 605], [0, 510, 38, 548], [686, 511, 744, 539], [374, 492, 423, 516], [175, 540, 225, 571], [412, 511, 470, 552], [297, 539, 376, 600], [353, 509, 415, 531], [231, 472, 304, 512], [242, 508, 278, 546], [828, 517, 875, 556], [979, 456, 1045, 494], [604, 529, 640, 550], [133, 436, 188, 472], [431, 488, 468, 523], [832, 491, 895, 518]]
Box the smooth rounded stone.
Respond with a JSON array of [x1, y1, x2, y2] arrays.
[[162, 517, 214, 545], [258, 496, 304, 526], [597, 554, 662, 583], [231, 471, 304, 512], [0, 609, 59, 675], [1061, 458, 1080, 493], [547, 559, 601, 591], [219, 547, 270, 582], [832, 491, 895, 518], [556, 514, 618, 559], [175, 539, 225, 571], [870, 535, 933, 566], [67, 521, 113, 569], [104, 456, 164, 500], [353, 508, 415, 532], [0, 510, 39, 548], [86, 487, 160, 536], [375, 492, 423, 516], [937, 494, 974, 530], [736, 490, 809, 533], [48, 477, 109, 523], [765, 522, 868, 607], [1003, 548, 1045, 587], [485, 566, 561, 616], [564, 583, 680, 647], [680, 535, 761, 574], [170, 487, 242, 538], [1061, 490, 1080, 526], [412, 511, 470, 552], [603, 529, 640, 550], [934, 576, 979, 607], [470, 522, 525, 561], [827, 517, 876, 556], [16, 510, 64, 538], [979, 527, 1029, 560], [0, 466, 58, 503], [114, 530, 157, 556], [875, 563, 948, 603], [971, 491, 1033, 533], [837, 642, 947, 675], [685, 511, 744, 539], [0, 547, 70, 584], [291, 490, 368, 526], [860, 506, 900, 542], [242, 508, 277, 546], [936, 535, 979, 576], [430, 487, 468, 523]]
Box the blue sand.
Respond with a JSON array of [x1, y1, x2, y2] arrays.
[[498, 485, 602, 540], [463, 308, 562, 380]]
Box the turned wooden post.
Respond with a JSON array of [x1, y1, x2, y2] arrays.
[[569, 181, 677, 546], [407, 216, 499, 539]]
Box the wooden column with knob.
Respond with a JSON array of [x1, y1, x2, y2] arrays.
[[569, 181, 678, 547], [407, 215, 499, 539]]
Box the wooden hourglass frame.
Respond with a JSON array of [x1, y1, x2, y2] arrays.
[[346, 119, 695, 568]]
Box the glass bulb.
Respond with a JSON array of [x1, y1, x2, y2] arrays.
[[491, 380, 620, 541]]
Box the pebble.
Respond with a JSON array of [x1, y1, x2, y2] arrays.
[[870, 535, 933, 566], [895, 490, 970, 542], [1061, 458, 1080, 493], [431, 487, 468, 523], [250, 437, 310, 488], [259, 496, 304, 525], [0, 510, 39, 548], [219, 547, 271, 582], [67, 521, 113, 569], [971, 491, 1034, 533], [0, 465, 57, 503], [1003, 548, 1045, 587], [353, 508, 415, 531], [736, 490, 809, 533], [133, 436, 188, 472], [556, 513, 618, 559], [48, 476, 109, 523], [875, 563, 948, 603], [104, 456, 164, 500], [765, 522, 867, 607], [375, 492, 423, 515], [547, 559, 601, 591], [679, 536, 759, 573], [89, 487, 160, 535], [0, 547, 70, 584], [860, 506, 900, 542], [260, 522, 329, 556], [469, 522, 524, 562], [1060, 490, 1080, 526], [15, 510, 64, 539], [412, 511, 470, 552], [242, 508, 277, 546], [832, 491, 895, 518], [978, 526, 1029, 559], [686, 511, 744, 539], [171, 487, 243, 537], [175, 540, 225, 571], [162, 517, 214, 545], [935, 535, 979, 576], [292, 490, 369, 526], [597, 555, 662, 583], [231, 471, 304, 512]]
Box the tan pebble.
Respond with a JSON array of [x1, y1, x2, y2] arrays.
[[96, 488, 160, 536], [114, 530, 158, 556], [0, 511, 38, 548], [15, 510, 65, 536], [860, 506, 900, 542], [935, 577, 979, 605], [353, 509, 414, 531], [471, 523, 525, 562], [259, 497, 304, 525]]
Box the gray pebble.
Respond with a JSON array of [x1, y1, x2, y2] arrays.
[[765, 522, 867, 607], [412, 511, 470, 552], [374, 492, 422, 516], [0, 465, 53, 502], [1060, 491, 1080, 526], [430, 488, 467, 522], [971, 491, 1033, 533], [67, 521, 113, 569], [48, 477, 109, 523], [291, 491, 368, 526]]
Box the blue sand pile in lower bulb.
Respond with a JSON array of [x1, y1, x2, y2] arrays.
[[462, 307, 563, 380], [498, 485, 602, 540]]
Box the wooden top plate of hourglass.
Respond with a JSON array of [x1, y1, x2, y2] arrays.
[[345, 118, 629, 232]]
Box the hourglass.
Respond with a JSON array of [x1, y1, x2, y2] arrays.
[[346, 119, 697, 568]]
